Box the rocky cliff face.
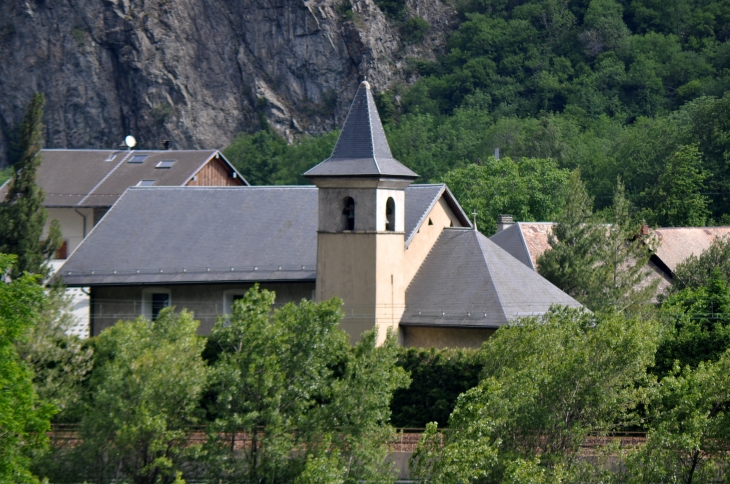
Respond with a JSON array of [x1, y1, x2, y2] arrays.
[[0, 0, 455, 166]]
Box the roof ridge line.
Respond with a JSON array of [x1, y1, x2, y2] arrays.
[[473, 231, 510, 324], [77, 151, 134, 206]]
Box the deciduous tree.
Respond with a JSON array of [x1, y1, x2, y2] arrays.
[[0, 253, 54, 483]]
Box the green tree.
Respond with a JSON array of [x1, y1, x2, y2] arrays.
[[596, 179, 658, 313], [411, 307, 660, 482], [0, 94, 61, 279], [15, 287, 94, 423], [0, 253, 55, 484], [671, 235, 730, 293], [205, 285, 409, 483], [537, 170, 605, 306], [66, 309, 208, 484], [640, 144, 710, 227], [624, 350, 730, 484], [440, 156, 570, 236], [579, 0, 630, 57], [539, 175, 657, 312], [654, 269, 730, 376]]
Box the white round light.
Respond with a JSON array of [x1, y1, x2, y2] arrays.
[[124, 135, 137, 148]]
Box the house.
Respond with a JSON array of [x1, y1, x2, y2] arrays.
[[490, 218, 730, 294], [0, 149, 247, 259], [58, 81, 580, 348], [0, 149, 247, 337]]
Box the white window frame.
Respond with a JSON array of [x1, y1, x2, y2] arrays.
[[141, 287, 172, 320]]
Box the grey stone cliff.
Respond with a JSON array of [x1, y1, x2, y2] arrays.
[[0, 0, 454, 166]]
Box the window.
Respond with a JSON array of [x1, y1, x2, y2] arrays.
[[136, 180, 156, 187], [128, 154, 148, 163], [428, 218, 433, 225], [156, 160, 176, 169], [223, 290, 247, 315], [105, 152, 120, 162], [151, 293, 170, 320], [342, 197, 355, 231], [385, 197, 395, 231], [55, 240, 68, 260], [142, 288, 171, 321]]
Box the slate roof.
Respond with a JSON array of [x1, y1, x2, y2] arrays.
[[304, 81, 418, 179], [0, 149, 246, 208], [60, 184, 455, 286], [490, 222, 554, 270], [402, 228, 581, 328], [404, 184, 472, 246]]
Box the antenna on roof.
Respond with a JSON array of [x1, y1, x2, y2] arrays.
[[124, 135, 137, 150]]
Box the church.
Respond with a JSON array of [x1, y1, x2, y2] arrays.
[[58, 81, 579, 348]]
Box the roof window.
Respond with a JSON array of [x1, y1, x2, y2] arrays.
[[136, 180, 156, 187], [128, 154, 148, 163], [156, 160, 176, 169]]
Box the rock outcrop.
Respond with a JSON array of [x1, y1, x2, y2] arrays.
[[0, 0, 455, 166]]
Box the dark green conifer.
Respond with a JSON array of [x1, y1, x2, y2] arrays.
[[0, 93, 61, 279], [537, 170, 603, 305]]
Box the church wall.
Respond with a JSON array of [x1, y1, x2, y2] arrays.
[[404, 197, 463, 287], [401, 326, 496, 349], [316, 232, 377, 343], [374, 232, 407, 345], [90, 281, 314, 336]]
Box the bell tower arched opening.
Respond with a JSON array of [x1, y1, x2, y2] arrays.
[[342, 197, 355, 231], [385, 197, 395, 231]]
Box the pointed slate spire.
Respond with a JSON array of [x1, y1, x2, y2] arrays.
[[304, 81, 418, 179]]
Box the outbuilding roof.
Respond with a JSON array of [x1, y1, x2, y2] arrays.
[[303, 81, 417, 179], [59, 184, 456, 286], [490, 222, 554, 270], [402, 228, 581, 328], [0, 149, 246, 208], [653, 227, 730, 273]]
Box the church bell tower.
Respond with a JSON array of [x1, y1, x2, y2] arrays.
[[304, 81, 418, 344]]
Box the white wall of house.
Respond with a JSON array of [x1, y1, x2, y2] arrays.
[[48, 259, 90, 338], [46, 207, 94, 258]]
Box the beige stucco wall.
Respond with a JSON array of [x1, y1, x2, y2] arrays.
[[401, 326, 496, 349], [46, 207, 94, 257], [404, 197, 463, 286], [318, 230, 406, 345], [91, 281, 315, 336]]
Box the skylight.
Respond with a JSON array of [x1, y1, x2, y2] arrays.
[[156, 160, 176, 169], [128, 154, 148, 163], [136, 180, 156, 187]]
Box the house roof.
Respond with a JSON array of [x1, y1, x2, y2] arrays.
[[404, 184, 472, 246], [402, 228, 581, 328], [491, 223, 730, 276], [653, 227, 730, 273], [490, 222, 554, 270], [59, 184, 456, 286], [0, 149, 247, 208], [303, 81, 418, 179]]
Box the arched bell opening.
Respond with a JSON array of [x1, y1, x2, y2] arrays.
[[385, 197, 395, 231], [342, 197, 355, 231]]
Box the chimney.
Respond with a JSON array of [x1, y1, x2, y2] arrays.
[[641, 223, 650, 236], [496, 214, 514, 233], [161, 140, 171, 150]]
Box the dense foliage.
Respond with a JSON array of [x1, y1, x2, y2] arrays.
[[391, 347, 485, 428], [0, 254, 54, 484], [411, 307, 660, 483], [204, 286, 408, 483]]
